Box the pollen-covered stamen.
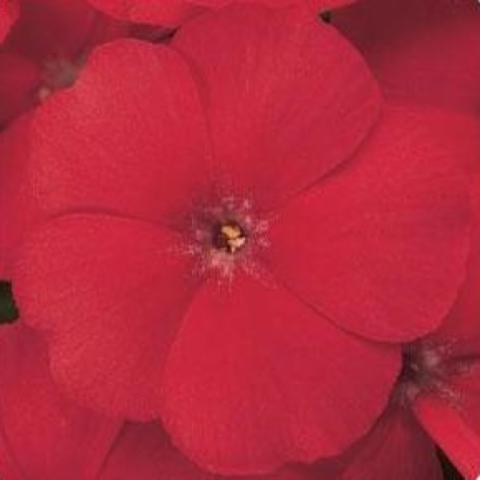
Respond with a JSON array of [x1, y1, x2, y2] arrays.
[[183, 195, 270, 280], [212, 220, 247, 254]]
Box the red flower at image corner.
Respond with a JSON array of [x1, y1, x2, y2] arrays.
[[0, 0, 129, 129], [86, 0, 355, 26], [332, 0, 480, 115], [314, 198, 480, 480], [9, 5, 475, 476]]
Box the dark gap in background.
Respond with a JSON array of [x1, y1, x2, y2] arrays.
[[439, 449, 464, 479], [320, 11, 332, 23], [0, 281, 19, 324]]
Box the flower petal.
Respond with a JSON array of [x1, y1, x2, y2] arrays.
[[195, 0, 302, 8], [435, 180, 480, 357], [0, 0, 18, 44], [414, 387, 480, 480], [0, 53, 40, 127], [172, 4, 380, 210], [100, 422, 317, 480], [333, 0, 480, 114], [0, 114, 37, 279], [263, 105, 475, 342], [0, 324, 122, 479], [323, 407, 443, 480], [6, 0, 99, 62], [29, 39, 211, 224], [87, 0, 204, 27], [13, 214, 199, 419], [85, 0, 352, 26], [0, 0, 128, 126], [311, 0, 355, 12], [161, 271, 400, 474], [100, 423, 213, 480]]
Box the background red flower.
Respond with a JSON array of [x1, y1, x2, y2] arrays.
[[0, 0, 18, 44]]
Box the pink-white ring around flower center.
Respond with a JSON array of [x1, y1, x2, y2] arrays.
[[180, 195, 271, 281]]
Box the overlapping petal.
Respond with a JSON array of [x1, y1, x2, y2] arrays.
[[0, 0, 18, 44], [13, 214, 199, 420], [0, 0, 128, 127], [305, 266, 480, 480], [100, 422, 317, 480], [29, 7, 381, 221], [5, 0, 99, 62], [0, 0, 97, 126], [2, 39, 204, 280], [315, 407, 443, 480], [86, 0, 357, 26], [263, 105, 475, 342], [436, 177, 480, 356], [410, 198, 480, 480], [28, 39, 211, 224], [88, 0, 205, 26], [0, 324, 122, 479], [314, 0, 354, 10], [333, 0, 480, 114], [0, 53, 40, 127], [414, 391, 480, 480], [173, 4, 380, 210], [0, 114, 36, 279], [161, 271, 400, 474], [14, 211, 400, 473]]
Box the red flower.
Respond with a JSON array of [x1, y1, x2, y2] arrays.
[[312, 301, 480, 480], [0, 0, 18, 44], [0, 324, 317, 480], [86, 0, 355, 27], [11, 4, 472, 475], [0, 0, 128, 128], [311, 181, 480, 480], [333, 0, 480, 114]]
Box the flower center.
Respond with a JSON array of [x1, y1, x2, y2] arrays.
[[38, 56, 84, 101], [397, 341, 466, 404], [400, 346, 442, 390], [212, 220, 247, 254], [179, 195, 270, 280]]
